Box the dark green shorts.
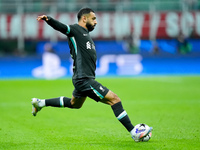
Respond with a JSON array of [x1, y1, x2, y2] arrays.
[[72, 78, 109, 102]]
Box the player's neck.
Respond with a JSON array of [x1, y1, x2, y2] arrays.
[[78, 22, 88, 31]]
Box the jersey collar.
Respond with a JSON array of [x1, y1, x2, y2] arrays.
[[77, 24, 89, 33]]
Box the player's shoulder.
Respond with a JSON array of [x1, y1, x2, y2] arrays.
[[69, 24, 79, 29], [67, 24, 88, 36], [70, 24, 88, 32], [68, 24, 80, 33], [66, 24, 78, 36]]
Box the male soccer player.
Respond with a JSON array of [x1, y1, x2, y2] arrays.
[[32, 7, 152, 142]]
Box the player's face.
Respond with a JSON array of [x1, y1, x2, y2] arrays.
[[86, 12, 97, 32]]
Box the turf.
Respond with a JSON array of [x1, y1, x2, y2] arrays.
[[0, 76, 200, 150]]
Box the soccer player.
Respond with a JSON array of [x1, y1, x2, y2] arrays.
[[32, 7, 152, 142]]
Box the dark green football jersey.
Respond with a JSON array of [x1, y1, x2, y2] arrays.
[[66, 24, 97, 80], [46, 17, 97, 80]]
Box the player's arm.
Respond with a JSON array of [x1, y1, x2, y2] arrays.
[[37, 15, 69, 35]]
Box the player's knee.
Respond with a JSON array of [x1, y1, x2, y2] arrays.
[[112, 93, 121, 104], [71, 101, 83, 109], [108, 92, 121, 105], [102, 91, 121, 105], [70, 97, 86, 109]]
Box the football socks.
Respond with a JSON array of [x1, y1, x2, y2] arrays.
[[111, 102, 134, 132], [45, 97, 73, 108]]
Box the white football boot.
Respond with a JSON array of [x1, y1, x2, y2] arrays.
[[132, 126, 153, 142], [31, 98, 42, 116]]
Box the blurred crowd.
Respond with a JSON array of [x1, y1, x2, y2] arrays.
[[0, 0, 199, 56]]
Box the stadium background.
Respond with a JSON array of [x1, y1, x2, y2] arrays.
[[0, 1, 200, 150], [0, 0, 200, 78]]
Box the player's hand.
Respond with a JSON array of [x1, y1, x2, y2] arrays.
[[37, 15, 48, 21]]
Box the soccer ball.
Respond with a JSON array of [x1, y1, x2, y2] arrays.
[[141, 131, 152, 142], [132, 123, 152, 142]]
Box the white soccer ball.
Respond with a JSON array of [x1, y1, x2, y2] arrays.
[[141, 131, 152, 142], [132, 123, 152, 142]]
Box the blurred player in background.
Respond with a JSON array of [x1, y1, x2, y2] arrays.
[[177, 32, 192, 54], [32, 7, 152, 142]]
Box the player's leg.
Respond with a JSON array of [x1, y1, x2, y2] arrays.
[[31, 79, 90, 116], [87, 79, 151, 141], [37, 96, 86, 108], [102, 91, 152, 141], [85, 79, 135, 137], [38, 97, 73, 108], [100, 90, 135, 136], [31, 91, 87, 116], [70, 95, 86, 109]]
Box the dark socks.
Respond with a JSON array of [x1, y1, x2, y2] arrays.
[[111, 102, 134, 132], [45, 97, 73, 108], [45, 98, 133, 132]]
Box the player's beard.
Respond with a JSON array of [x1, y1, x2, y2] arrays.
[[86, 22, 95, 32]]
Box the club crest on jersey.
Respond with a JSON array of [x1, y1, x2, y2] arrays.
[[86, 41, 95, 50], [86, 41, 91, 49]]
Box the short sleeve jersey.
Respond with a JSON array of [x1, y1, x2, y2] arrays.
[[66, 24, 97, 80]]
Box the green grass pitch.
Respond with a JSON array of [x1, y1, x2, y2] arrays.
[[0, 76, 200, 150]]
